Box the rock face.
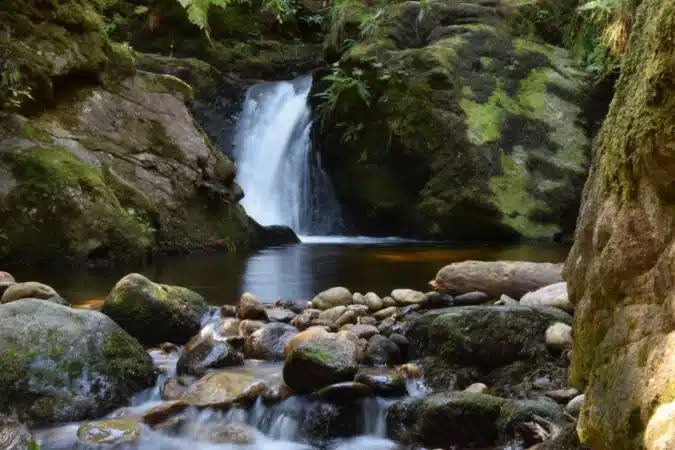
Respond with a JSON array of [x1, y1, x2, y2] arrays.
[[102, 274, 209, 346], [0, 0, 257, 265], [283, 335, 360, 393], [312, 0, 590, 241], [0, 299, 155, 424], [563, 1, 675, 448], [432, 261, 564, 298]]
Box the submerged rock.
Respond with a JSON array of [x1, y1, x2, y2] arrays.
[[176, 334, 244, 376], [77, 418, 141, 445], [245, 322, 298, 360], [253, 223, 301, 247], [201, 423, 255, 445], [161, 377, 193, 401], [311, 287, 353, 310], [1, 282, 67, 306], [0, 299, 155, 424], [102, 273, 208, 347], [283, 335, 360, 393]]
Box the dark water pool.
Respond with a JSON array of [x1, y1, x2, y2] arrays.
[[9, 238, 570, 306]]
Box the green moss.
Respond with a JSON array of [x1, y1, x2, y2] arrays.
[[517, 68, 549, 111], [19, 121, 52, 143], [147, 120, 184, 161], [133, 72, 194, 102], [461, 97, 503, 143], [513, 38, 554, 61]]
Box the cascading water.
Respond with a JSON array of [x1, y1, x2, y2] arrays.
[[233, 76, 344, 236]]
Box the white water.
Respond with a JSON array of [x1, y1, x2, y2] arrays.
[[233, 77, 344, 236]]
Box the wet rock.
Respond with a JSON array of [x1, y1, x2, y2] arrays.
[[421, 356, 479, 391], [180, 371, 266, 408], [373, 306, 398, 320], [566, 394, 584, 417], [396, 304, 421, 318], [238, 293, 268, 321], [425, 291, 454, 308], [464, 383, 489, 394], [388, 392, 565, 448], [101, 273, 208, 346], [391, 289, 426, 306], [176, 334, 244, 376], [355, 367, 407, 396], [161, 376, 192, 401], [0, 416, 32, 450], [398, 363, 422, 379], [221, 304, 237, 317], [284, 326, 330, 356], [262, 377, 294, 404], [1, 282, 67, 306], [239, 319, 265, 337], [255, 224, 300, 247], [283, 335, 359, 393], [454, 291, 489, 305], [350, 324, 380, 340], [382, 296, 397, 308], [0, 272, 16, 298], [365, 334, 401, 366], [336, 310, 357, 328], [520, 282, 573, 313], [245, 322, 298, 360], [77, 418, 141, 445], [496, 294, 519, 306], [545, 322, 573, 352], [219, 318, 241, 337], [352, 293, 365, 305], [358, 316, 377, 326], [319, 305, 347, 323], [292, 308, 321, 330], [0, 299, 155, 424], [528, 424, 587, 450], [364, 292, 383, 311], [202, 423, 255, 444], [431, 261, 564, 299], [545, 388, 581, 404], [313, 382, 373, 402], [278, 299, 310, 314], [143, 401, 188, 426], [311, 287, 353, 310], [378, 317, 397, 336], [389, 333, 409, 360], [267, 307, 296, 322]]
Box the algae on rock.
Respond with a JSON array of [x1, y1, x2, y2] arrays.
[[313, 0, 590, 241]]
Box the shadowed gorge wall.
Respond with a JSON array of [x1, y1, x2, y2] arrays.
[[564, 0, 675, 448]]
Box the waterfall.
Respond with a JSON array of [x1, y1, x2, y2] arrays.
[[233, 76, 344, 236]]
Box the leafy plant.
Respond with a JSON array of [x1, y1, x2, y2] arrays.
[[316, 63, 371, 121], [27, 440, 41, 450]]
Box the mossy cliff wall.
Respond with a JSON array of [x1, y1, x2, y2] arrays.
[[312, 0, 590, 241], [0, 0, 256, 266], [564, 0, 675, 448]]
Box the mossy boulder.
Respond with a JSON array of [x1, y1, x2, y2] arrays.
[[102, 273, 209, 347], [387, 391, 566, 448], [0, 299, 155, 425], [283, 335, 360, 394], [313, 0, 590, 241]]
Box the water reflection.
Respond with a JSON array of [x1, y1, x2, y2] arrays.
[[8, 241, 569, 306]]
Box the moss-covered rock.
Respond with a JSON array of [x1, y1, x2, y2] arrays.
[[0, 299, 155, 425], [102, 273, 208, 347], [387, 391, 566, 448], [283, 335, 360, 393], [563, 0, 675, 449], [313, 0, 590, 241]]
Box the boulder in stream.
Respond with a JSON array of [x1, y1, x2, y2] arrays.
[[238, 293, 268, 321], [283, 335, 360, 393], [176, 334, 244, 376], [430, 261, 564, 299], [77, 418, 142, 445], [245, 322, 298, 360], [1, 282, 67, 306], [102, 273, 209, 347], [0, 299, 155, 424]]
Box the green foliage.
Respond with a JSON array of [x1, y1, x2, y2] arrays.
[[316, 63, 371, 124], [567, 0, 638, 79], [0, 38, 33, 109], [27, 440, 40, 450]]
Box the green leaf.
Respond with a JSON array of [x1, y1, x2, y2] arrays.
[[133, 5, 149, 14], [27, 440, 41, 450]]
